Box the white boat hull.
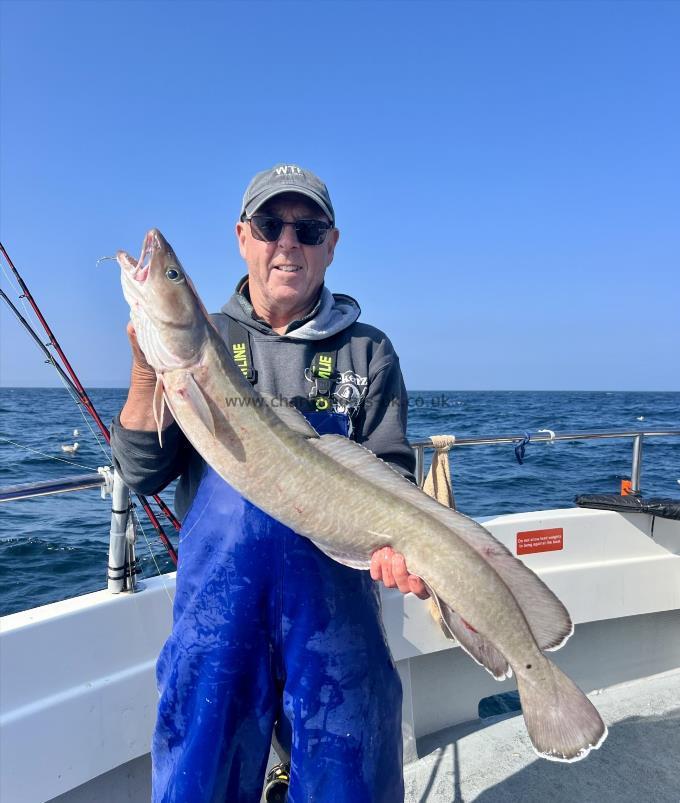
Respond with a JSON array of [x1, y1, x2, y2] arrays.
[[2, 507, 679, 802]]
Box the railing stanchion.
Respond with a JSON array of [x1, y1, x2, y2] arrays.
[[108, 471, 132, 593], [631, 435, 644, 495], [415, 443, 426, 488]]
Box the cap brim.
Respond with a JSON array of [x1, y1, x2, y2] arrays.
[[244, 187, 334, 225]]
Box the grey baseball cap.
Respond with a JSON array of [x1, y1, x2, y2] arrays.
[[240, 163, 335, 225]]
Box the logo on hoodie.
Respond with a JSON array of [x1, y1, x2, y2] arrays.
[[304, 367, 368, 419], [331, 371, 368, 417]]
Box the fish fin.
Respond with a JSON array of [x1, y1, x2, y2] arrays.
[[166, 370, 245, 462], [153, 376, 165, 448], [428, 587, 512, 680], [178, 372, 215, 436], [309, 540, 371, 570], [258, 393, 320, 438], [516, 657, 608, 762], [312, 434, 572, 652]]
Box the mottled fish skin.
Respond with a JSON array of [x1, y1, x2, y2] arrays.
[[118, 229, 607, 763]]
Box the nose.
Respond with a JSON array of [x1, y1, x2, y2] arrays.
[[276, 221, 301, 248]]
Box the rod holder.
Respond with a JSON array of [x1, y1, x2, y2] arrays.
[[107, 471, 136, 593]]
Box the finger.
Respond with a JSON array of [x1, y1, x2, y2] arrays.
[[369, 549, 384, 581], [391, 553, 412, 595], [126, 321, 141, 352], [380, 547, 396, 587], [408, 575, 430, 600], [126, 321, 154, 372]]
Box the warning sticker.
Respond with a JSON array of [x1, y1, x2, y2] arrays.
[[516, 528, 564, 555]]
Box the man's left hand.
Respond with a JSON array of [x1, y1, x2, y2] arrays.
[[370, 547, 430, 599]]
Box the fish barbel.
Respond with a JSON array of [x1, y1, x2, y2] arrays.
[[118, 229, 607, 762]]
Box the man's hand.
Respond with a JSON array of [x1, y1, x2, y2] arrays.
[[370, 547, 430, 599], [119, 322, 174, 432], [126, 320, 154, 375]]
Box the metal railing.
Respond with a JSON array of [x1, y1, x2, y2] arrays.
[[2, 429, 679, 503], [0, 472, 107, 503], [0, 467, 139, 594], [411, 429, 680, 493]]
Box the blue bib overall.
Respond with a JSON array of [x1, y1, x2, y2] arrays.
[[152, 412, 404, 802]]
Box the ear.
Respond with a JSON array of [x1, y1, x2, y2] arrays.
[[236, 220, 247, 259], [325, 227, 340, 268]]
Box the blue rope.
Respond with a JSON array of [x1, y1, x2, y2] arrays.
[[514, 432, 531, 465]]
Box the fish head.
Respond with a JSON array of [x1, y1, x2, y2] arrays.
[[118, 229, 209, 372]]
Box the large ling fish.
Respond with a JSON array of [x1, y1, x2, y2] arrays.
[[118, 229, 607, 762]]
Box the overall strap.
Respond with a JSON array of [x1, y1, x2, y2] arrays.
[[307, 348, 339, 412], [226, 318, 257, 384]]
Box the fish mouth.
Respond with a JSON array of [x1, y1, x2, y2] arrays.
[[135, 230, 160, 283], [118, 229, 161, 285]]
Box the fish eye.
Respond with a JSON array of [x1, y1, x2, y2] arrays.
[[165, 266, 183, 282]]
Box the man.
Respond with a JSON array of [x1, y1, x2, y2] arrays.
[[111, 164, 428, 802]]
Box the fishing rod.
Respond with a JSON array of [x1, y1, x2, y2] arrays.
[[0, 242, 179, 564], [0, 289, 79, 392]]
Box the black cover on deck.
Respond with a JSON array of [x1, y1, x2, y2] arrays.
[[575, 493, 680, 520]]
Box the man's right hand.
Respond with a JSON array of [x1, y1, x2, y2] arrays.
[[119, 322, 174, 432], [370, 547, 430, 599]]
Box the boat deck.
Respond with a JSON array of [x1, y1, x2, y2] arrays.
[[404, 669, 680, 802]]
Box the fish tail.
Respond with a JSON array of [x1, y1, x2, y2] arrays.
[[516, 657, 608, 762]]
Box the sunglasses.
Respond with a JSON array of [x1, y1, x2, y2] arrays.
[[247, 215, 333, 246]]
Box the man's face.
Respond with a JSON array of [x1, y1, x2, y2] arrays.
[[236, 193, 339, 326]]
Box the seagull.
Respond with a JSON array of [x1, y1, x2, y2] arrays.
[[61, 442, 79, 454]]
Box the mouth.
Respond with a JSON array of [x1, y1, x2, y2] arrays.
[[135, 231, 159, 283], [272, 264, 302, 274], [118, 230, 160, 284]]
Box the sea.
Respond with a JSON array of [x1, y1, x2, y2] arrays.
[[1, 388, 678, 617]]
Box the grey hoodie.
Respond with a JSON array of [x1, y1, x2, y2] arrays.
[[111, 279, 415, 521]]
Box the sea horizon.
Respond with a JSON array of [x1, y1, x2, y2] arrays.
[[2, 385, 679, 393]]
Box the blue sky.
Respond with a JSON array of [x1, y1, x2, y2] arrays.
[[1, 0, 678, 390]]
